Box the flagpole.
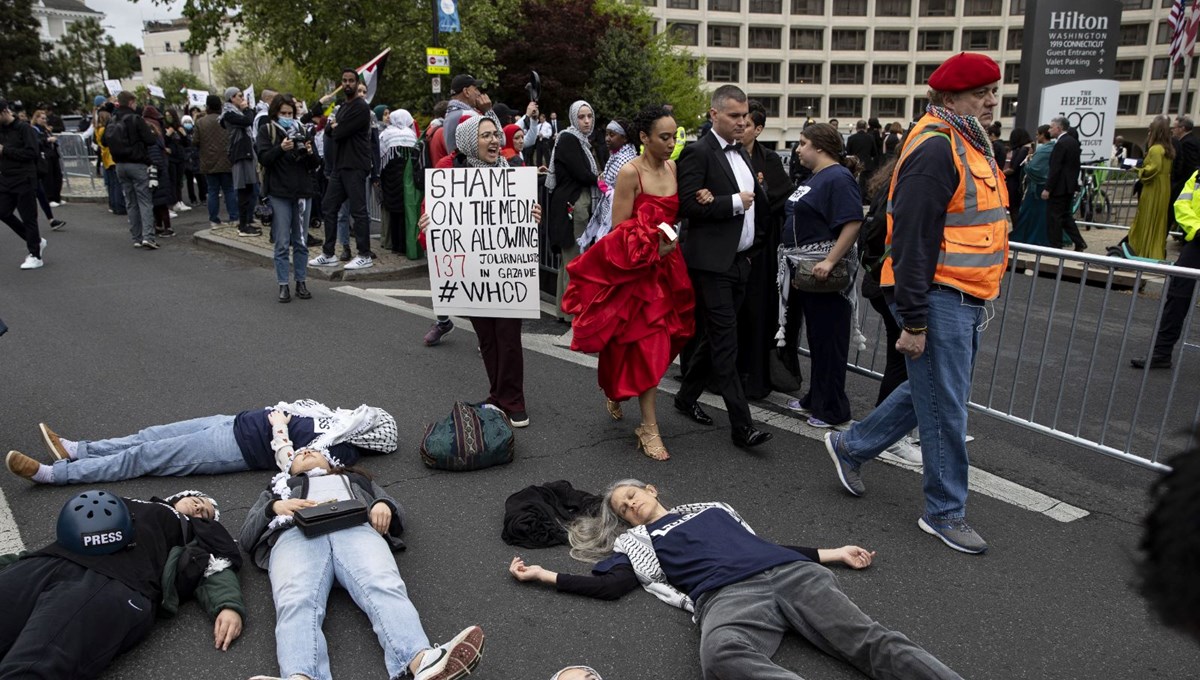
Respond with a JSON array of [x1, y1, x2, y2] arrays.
[[1181, 55, 1193, 116], [1165, 64, 1177, 116]]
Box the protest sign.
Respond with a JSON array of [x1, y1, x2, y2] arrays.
[[424, 166, 540, 319], [147, 84, 165, 99], [186, 89, 209, 107], [104, 80, 122, 96]]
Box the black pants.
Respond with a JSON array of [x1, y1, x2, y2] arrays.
[[679, 257, 754, 430], [868, 293, 908, 406], [322, 167, 371, 257], [784, 289, 851, 424], [0, 182, 42, 257], [470, 317, 525, 414], [0, 557, 155, 680], [169, 162, 184, 204], [1152, 237, 1200, 360], [185, 169, 204, 203], [237, 186, 256, 230], [1046, 194, 1085, 248]]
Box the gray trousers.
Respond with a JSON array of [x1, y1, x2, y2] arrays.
[[694, 561, 962, 680], [116, 163, 154, 243]]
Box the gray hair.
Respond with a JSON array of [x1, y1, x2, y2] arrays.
[[1178, 115, 1195, 132], [710, 84, 747, 113], [1050, 116, 1070, 131], [567, 478, 651, 563]]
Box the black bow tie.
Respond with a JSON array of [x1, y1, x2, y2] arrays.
[[723, 142, 743, 152]]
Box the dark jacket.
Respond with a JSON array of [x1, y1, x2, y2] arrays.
[[0, 119, 40, 191], [164, 124, 188, 166], [847, 130, 880, 172], [1172, 133, 1200, 192], [328, 97, 372, 172], [240, 471, 407, 571], [546, 133, 598, 250], [193, 114, 231, 174], [1046, 132, 1081, 198], [380, 145, 421, 213], [676, 131, 771, 272], [256, 120, 320, 200], [106, 106, 157, 165], [219, 107, 256, 163], [147, 132, 172, 206]]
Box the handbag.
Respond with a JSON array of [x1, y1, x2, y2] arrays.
[[420, 401, 515, 472], [791, 256, 850, 293], [293, 476, 369, 537]]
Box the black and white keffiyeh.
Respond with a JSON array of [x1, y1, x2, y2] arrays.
[[455, 112, 509, 169], [545, 100, 599, 197], [271, 399, 398, 454]]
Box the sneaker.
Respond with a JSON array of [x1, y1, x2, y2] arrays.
[[142, 239, 159, 249], [20, 254, 43, 269], [209, 221, 221, 229], [424, 320, 455, 346], [133, 241, 143, 248], [39, 423, 70, 461], [49, 219, 66, 231], [918, 516, 988, 554], [309, 253, 341, 267], [507, 411, 530, 428], [48, 201, 61, 208], [168, 211, 179, 219], [5, 450, 39, 480], [173, 201, 192, 212], [785, 399, 811, 415], [343, 255, 373, 270], [413, 625, 485, 680], [880, 436, 923, 468], [238, 227, 263, 237], [39, 237, 47, 258], [824, 432, 865, 497]]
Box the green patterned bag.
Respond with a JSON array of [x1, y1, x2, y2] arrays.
[[420, 402, 515, 471]]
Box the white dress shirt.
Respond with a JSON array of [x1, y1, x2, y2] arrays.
[[712, 131, 756, 252]]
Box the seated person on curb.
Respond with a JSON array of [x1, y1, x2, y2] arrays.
[[242, 448, 485, 680], [510, 479, 963, 680], [5, 398, 397, 485], [0, 489, 244, 679]]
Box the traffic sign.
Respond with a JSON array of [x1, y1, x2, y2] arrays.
[[426, 47, 450, 75], [432, 76, 442, 94]]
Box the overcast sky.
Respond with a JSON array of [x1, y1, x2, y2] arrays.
[[86, 0, 186, 48]]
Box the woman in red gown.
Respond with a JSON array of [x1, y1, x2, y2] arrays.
[[562, 106, 700, 460]]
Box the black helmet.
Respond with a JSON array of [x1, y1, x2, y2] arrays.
[[56, 490, 134, 556]]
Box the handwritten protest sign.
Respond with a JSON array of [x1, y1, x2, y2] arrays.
[[186, 89, 209, 107], [424, 166, 540, 319], [104, 80, 122, 96], [147, 84, 165, 99]]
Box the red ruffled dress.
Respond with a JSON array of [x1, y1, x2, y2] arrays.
[[562, 193, 696, 400]]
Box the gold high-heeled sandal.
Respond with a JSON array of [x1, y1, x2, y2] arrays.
[[606, 399, 623, 421], [634, 423, 670, 461]]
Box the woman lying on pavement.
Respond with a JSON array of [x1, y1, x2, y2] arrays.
[[5, 398, 397, 485], [509, 479, 963, 680], [0, 489, 244, 679], [241, 448, 485, 680]]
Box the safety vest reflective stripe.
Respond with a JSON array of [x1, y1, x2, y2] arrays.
[[938, 250, 1007, 267], [1175, 170, 1200, 242]]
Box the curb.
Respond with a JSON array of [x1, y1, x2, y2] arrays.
[[191, 228, 428, 282], [59, 195, 108, 204]]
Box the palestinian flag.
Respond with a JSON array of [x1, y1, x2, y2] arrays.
[[358, 49, 391, 104]]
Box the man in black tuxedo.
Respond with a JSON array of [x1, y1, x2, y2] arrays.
[[846, 120, 879, 204], [1042, 116, 1087, 251], [674, 85, 773, 448]]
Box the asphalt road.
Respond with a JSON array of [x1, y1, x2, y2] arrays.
[[1, 203, 1198, 679]]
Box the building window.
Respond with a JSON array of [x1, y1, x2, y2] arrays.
[[707, 60, 740, 82], [913, 96, 928, 116], [919, 0, 956, 16], [789, 95, 822, 118], [963, 29, 999, 50], [963, 0, 1000, 15], [791, 27, 824, 49], [832, 0, 867, 14], [708, 25, 740, 47], [874, 30, 909, 51], [1119, 23, 1149, 46], [789, 62, 823, 84], [1157, 21, 1172, 44], [1003, 63, 1020, 84], [642, 0, 657, 5], [872, 97, 906, 118], [791, 0, 825, 13], [709, 0, 740, 10], [1113, 59, 1144, 81], [1006, 28, 1022, 50], [667, 0, 698, 7], [832, 29, 866, 50], [164, 42, 172, 52], [831, 63, 865, 84], [1121, 0, 1151, 8], [1148, 92, 1194, 112], [1009, 0, 1024, 14], [753, 96, 781, 117], [667, 22, 699, 45], [877, 0, 911, 16], [1117, 94, 1140, 116], [749, 0, 783, 11], [749, 26, 782, 48], [917, 30, 954, 51], [1000, 98, 1017, 117], [1149, 57, 1195, 79], [873, 63, 908, 84], [748, 61, 782, 83], [914, 63, 940, 83], [830, 97, 863, 118]]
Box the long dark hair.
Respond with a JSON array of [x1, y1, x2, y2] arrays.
[[268, 93, 296, 121], [802, 122, 860, 175]]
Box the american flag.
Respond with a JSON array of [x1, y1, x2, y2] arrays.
[[1170, 0, 1199, 63], [1186, 1, 1200, 59]]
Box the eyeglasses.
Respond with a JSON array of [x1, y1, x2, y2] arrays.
[[479, 130, 500, 140]]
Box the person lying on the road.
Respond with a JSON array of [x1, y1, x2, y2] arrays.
[[5, 398, 397, 485], [241, 449, 485, 680], [0, 489, 244, 679], [509, 479, 963, 680]]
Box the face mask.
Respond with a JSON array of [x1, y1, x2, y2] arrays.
[[183, 123, 193, 131], [278, 118, 294, 129]]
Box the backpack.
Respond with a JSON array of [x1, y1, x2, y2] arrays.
[[103, 115, 134, 160], [256, 120, 279, 191], [420, 402, 515, 472]]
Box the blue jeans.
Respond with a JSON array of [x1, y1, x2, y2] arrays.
[[104, 166, 126, 214], [270, 196, 307, 285], [52, 415, 248, 485], [269, 524, 430, 680], [836, 289, 984, 520], [205, 172, 238, 223]]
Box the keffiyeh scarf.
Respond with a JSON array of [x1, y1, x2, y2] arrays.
[[545, 100, 599, 196], [455, 112, 510, 169], [580, 142, 638, 250], [271, 399, 398, 454], [380, 109, 418, 165]]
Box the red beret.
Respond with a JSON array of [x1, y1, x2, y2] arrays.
[[927, 52, 1001, 92]]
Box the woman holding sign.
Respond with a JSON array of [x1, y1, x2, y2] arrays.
[[561, 105, 697, 460], [419, 113, 542, 428]]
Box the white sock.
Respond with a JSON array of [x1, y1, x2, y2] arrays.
[[32, 464, 54, 484], [60, 438, 79, 459]]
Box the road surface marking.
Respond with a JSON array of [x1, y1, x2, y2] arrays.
[[0, 486, 24, 554]]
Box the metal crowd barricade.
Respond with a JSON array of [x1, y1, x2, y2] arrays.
[[832, 244, 1199, 472], [1074, 164, 1138, 231], [58, 133, 97, 191]]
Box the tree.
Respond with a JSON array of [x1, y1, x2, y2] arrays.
[[154, 67, 208, 109], [0, 0, 76, 109], [211, 43, 314, 101], [493, 0, 605, 116], [59, 18, 109, 105], [105, 42, 142, 80]]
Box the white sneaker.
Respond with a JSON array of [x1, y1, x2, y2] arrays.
[[308, 253, 341, 267], [39, 238, 47, 258], [413, 625, 485, 680], [173, 201, 192, 211], [880, 436, 923, 468], [168, 211, 179, 219], [20, 254, 43, 270], [343, 255, 374, 270], [48, 201, 61, 208]]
